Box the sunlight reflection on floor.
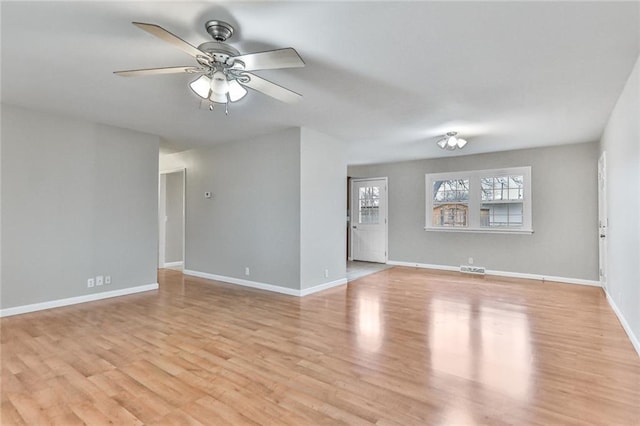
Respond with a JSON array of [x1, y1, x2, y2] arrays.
[[429, 298, 532, 401]]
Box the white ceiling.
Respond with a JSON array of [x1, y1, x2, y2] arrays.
[[2, 1, 638, 165]]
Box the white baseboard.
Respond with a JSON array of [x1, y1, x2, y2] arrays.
[[387, 260, 459, 272], [387, 260, 600, 287], [300, 278, 348, 296], [183, 269, 347, 297], [163, 261, 183, 268], [183, 269, 300, 296], [605, 291, 640, 358], [0, 283, 159, 318], [486, 269, 600, 286]]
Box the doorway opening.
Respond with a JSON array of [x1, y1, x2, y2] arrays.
[[159, 168, 185, 270]]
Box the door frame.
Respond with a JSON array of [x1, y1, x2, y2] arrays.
[[349, 177, 388, 263], [159, 167, 186, 269], [597, 152, 607, 290]]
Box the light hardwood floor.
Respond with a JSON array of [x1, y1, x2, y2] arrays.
[[2, 267, 639, 425]]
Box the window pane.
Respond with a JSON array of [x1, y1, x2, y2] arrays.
[[481, 178, 493, 201], [433, 179, 469, 203], [432, 179, 469, 227], [508, 176, 524, 200], [432, 204, 468, 227], [480, 202, 523, 227], [507, 203, 523, 227], [480, 174, 524, 202], [358, 186, 380, 224]]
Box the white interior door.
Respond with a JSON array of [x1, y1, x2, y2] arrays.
[[351, 178, 388, 263], [598, 152, 608, 290]]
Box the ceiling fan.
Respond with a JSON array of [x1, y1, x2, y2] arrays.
[[114, 20, 305, 111]]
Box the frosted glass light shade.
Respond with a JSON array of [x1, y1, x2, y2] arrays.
[[210, 71, 229, 95], [209, 92, 228, 103], [228, 80, 248, 102], [189, 75, 211, 99], [437, 132, 468, 150], [191, 72, 248, 104]]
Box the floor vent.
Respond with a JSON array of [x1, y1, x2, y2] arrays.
[[460, 265, 486, 275]]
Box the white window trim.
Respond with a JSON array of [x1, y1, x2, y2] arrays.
[[425, 166, 533, 234]]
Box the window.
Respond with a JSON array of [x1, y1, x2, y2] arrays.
[[425, 167, 532, 233], [480, 175, 524, 228], [358, 186, 380, 224], [432, 179, 469, 227]]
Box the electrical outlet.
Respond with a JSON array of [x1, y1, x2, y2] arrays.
[[105, 275, 111, 285], [245, 267, 250, 276], [324, 269, 329, 278], [96, 275, 104, 286], [468, 257, 474, 265], [87, 278, 95, 288]]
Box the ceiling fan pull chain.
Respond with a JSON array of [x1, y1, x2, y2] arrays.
[[209, 103, 214, 111], [225, 101, 229, 115]]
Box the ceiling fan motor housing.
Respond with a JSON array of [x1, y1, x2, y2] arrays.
[[197, 41, 241, 66]]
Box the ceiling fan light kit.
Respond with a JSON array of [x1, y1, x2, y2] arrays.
[[189, 75, 212, 98], [437, 131, 468, 151], [114, 19, 305, 113]]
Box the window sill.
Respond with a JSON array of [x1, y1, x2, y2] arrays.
[[424, 227, 533, 235]]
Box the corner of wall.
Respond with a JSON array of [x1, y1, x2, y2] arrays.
[[598, 53, 640, 357], [299, 128, 347, 289]]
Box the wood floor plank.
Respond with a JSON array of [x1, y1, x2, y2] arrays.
[[2, 267, 639, 425], [186, 395, 259, 426], [6, 393, 54, 426], [0, 399, 28, 426], [145, 408, 206, 426]]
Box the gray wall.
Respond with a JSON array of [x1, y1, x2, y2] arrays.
[[160, 126, 348, 292], [349, 142, 599, 281], [1, 104, 159, 309], [162, 128, 302, 290], [300, 128, 347, 289], [164, 171, 184, 263], [600, 55, 640, 345]]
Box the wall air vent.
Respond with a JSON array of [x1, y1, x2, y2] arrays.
[[460, 265, 486, 275]]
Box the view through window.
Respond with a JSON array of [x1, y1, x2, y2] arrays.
[[426, 167, 532, 233]]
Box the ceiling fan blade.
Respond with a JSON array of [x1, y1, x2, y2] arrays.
[[114, 66, 201, 77], [132, 22, 209, 59], [239, 72, 302, 104], [232, 48, 304, 71]]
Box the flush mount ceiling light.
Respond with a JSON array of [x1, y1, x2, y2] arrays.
[[115, 19, 305, 115], [436, 132, 468, 151]]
